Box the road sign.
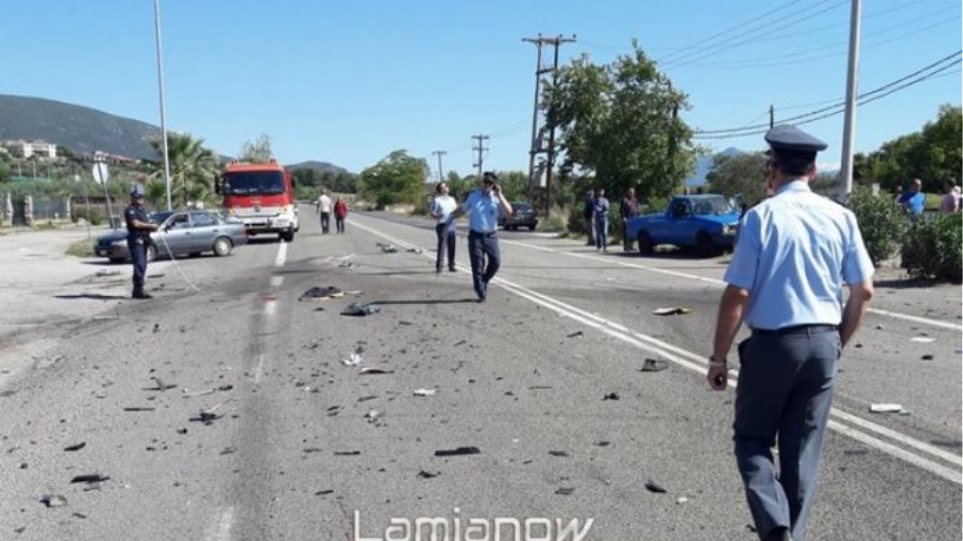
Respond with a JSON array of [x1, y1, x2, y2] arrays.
[[92, 162, 109, 184]]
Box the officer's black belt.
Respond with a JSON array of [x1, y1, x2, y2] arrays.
[[469, 230, 497, 237], [752, 324, 837, 336]]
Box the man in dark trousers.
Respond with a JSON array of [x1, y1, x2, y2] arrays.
[[582, 190, 595, 246], [448, 172, 513, 302], [707, 125, 874, 541], [123, 185, 158, 299], [620, 187, 639, 251]]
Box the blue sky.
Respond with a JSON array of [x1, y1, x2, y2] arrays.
[[2, 0, 960, 176]]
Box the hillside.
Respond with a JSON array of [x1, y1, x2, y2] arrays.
[[685, 146, 742, 186], [0, 94, 162, 160], [287, 160, 348, 174]]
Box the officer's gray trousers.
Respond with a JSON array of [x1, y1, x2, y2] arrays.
[[734, 326, 840, 541]]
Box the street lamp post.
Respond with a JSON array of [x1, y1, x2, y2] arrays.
[[153, 0, 173, 211]]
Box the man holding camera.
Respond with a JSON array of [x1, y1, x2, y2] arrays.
[[448, 172, 513, 302], [707, 125, 874, 541]]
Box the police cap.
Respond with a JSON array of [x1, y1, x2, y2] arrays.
[[130, 184, 145, 198], [482, 171, 498, 183], [764, 125, 827, 154]]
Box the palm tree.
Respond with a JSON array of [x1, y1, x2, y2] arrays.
[[149, 132, 217, 208]]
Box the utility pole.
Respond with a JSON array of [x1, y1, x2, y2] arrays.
[[471, 135, 489, 178], [522, 34, 575, 219], [838, 0, 862, 203], [769, 104, 775, 129], [154, 0, 173, 211], [431, 150, 447, 183]]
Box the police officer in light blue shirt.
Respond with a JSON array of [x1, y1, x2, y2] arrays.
[[448, 172, 513, 302], [707, 125, 875, 541]]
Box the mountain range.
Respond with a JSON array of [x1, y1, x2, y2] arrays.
[[685, 147, 742, 187], [0, 94, 347, 173]]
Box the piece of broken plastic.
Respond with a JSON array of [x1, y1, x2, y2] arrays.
[[413, 389, 437, 397], [434, 446, 480, 457], [40, 495, 68, 508], [910, 336, 935, 343], [341, 302, 381, 316], [299, 286, 345, 302], [342, 353, 364, 367], [641, 358, 669, 372], [653, 307, 691, 316], [869, 403, 905, 414]]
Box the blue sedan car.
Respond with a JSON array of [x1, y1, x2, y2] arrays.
[[626, 194, 740, 257]]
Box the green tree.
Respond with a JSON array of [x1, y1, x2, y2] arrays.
[[149, 132, 218, 208], [357, 150, 429, 209], [238, 134, 273, 163], [849, 187, 907, 266], [705, 152, 767, 204], [863, 105, 962, 191], [493, 170, 529, 202], [544, 42, 696, 202]]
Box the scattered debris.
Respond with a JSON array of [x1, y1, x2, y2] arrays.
[[176, 428, 188, 435], [359, 368, 394, 375], [555, 487, 575, 496], [365, 410, 382, 421], [341, 302, 381, 317], [921, 354, 934, 361], [70, 474, 110, 485], [303, 447, 322, 453], [144, 377, 177, 392], [644, 480, 667, 494], [219, 447, 236, 455], [413, 389, 437, 397], [640, 358, 669, 372], [189, 411, 224, 425], [434, 446, 481, 457], [453, 340, 467, 347], [528, 385, 553, 390], [399, 320, 413, 326], [217, 384, 234, 392], [63, 442, 86, 452], [182, 388, 216, 397], [334, 451, 361, 456], [875, 324, 884, 330], [72, 513, 87, 519], [342, 353, 364, 367], [869, 403, 907, 414], [377, 243, 399, 254], [152, 323, 161, 334], [123, 407, 155, 412], [603, 392, 620, 401], [417, 470, 440, 479], [676, 496, 689, 505], [299, 286, 345, 302], [40, 495, 67, 508], [407, 247, 424, 254], [548, 450, 570, 457], [911, 336, 935, 344], [566, 331, 584, 338], [652, 307, 691, 316], [594, 441, 611, 447], [96, 269, 121, 277], [315, 489, 334, 495]]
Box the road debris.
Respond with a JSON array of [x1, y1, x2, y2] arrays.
[[417, 470, 441, 479], [603, 392, 620, 401], [407, 247, 424, 254], [652, 307, 691, 316], [869, 403, 908, 414], [921, 354, 934, 361], [676, 496, 689, 504], [96, 269, 121, 277], [555, 487, 575, 496], [152, 323, 161, 333], [640, 358, 669, 372], [219, 447, 237, 455], [911, 336, 935, 343], [63, 442, 86, 452], [434, 446, 480, 457], [341, 302, 381, 316], [644, 480, 667, 493], [365, 409, 382, 421], [413, 389, 436, 397], [548, 450, 570, 457], [377, 242, 399, 254], [122, 407, 155, 412], [334, 451, 361, 456], [566, 331, 584, 338], [70, 474, 110, 485], [359, 368, 394, 375], [315, 489, 334, 495], [182, 388, 215, 397], [342, 353, 364, 367], [40, 495, 67, 508], [594, 441, 611, 447], [144, 376, 177, 392], [189, 411, 224, 425], [299, 286, 345, 301]]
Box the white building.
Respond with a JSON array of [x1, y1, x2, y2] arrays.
[[1, 139, 57, 159]]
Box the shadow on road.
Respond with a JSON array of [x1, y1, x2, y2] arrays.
[[368, 298, 478, 306], [54, 293, 128, 300]]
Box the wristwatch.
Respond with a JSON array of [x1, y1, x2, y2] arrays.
[[708, 355, 727, 368]]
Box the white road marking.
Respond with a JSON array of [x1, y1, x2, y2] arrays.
[[205, 506, 234, 541], [270, 275, 284, 288], [254, 353, 266, 384], [349, 215, 963, 485], [264, 299, 276, 318], [500, 238, 963, 331], [275, 240, 287, 268]]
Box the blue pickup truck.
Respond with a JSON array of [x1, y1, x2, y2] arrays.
[[625, 194, 741, 257]]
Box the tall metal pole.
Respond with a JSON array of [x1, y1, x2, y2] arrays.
[[544, 38, 562, 220], [432, 150, 446, 183], [769, 104, 775, 129], [838, 0, 862, 203], [524, 36, 544, 196], [153, 0, 173, 210]]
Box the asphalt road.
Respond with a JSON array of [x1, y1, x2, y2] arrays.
[[0, 207, 959, 540]]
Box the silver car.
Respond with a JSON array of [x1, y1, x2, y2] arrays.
[[94, 210, 248, 263]]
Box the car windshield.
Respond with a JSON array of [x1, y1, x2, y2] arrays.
[[692, 196, 734, 215], [149, 211, 174, 224], [224, 171, 286, 195]]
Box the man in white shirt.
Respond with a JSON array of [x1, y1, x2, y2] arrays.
[[430, 182, 459, 273], [317, 191, 333, 234]]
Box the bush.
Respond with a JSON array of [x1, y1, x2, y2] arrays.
[[72, 208, 103, 226], [848, 188, 907, 266], [901, 213, 962, 283]]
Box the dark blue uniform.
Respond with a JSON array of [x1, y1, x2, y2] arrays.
[[124, 204, 151, 297]]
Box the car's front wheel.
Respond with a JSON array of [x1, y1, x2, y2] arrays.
[[146, 244, 158, 263], [638, 231, 654, 255], [279, 229, 295, 242], [213, 237, 233, 257]]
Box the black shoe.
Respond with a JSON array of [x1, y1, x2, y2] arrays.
[[132, 291, 153, 299], [436, 266, 442, 274], [449, 267, 457, 272], [477, 296, 486, 303]]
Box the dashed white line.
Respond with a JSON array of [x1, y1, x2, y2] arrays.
[[349, 215, 963, 485], [205, 506, 235, 541], [254, 353, 266, 384], [270, 275, 284, 288], [275, 240, 288, 268]]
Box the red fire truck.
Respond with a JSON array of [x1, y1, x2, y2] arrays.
[[218, 159, 299, 242]]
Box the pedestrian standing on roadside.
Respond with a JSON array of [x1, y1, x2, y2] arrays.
[[620, 187, 639, 251], [583, 190, 595, 246], [898, 179, 925, 217], [939, 179, 960, 214], [592, 188, 610, 252], [707, 125, 874, 541], [430, 182, 458, 273], [447, 172, 512, 302], [334, 196, 348, 233], [123, 185, 158, 300], [317, 191, 332, 234]]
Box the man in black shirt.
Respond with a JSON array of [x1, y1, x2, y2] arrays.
[[123, 186, 158, 299], [620, 187, 639, 251]]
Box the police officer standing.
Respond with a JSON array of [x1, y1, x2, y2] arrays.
[[447, 172, 512, 302], [124, 186, 158, 299], [707, 125, 874, 541]]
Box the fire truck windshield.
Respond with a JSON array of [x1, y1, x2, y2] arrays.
[[224, 171, 285, 195]]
